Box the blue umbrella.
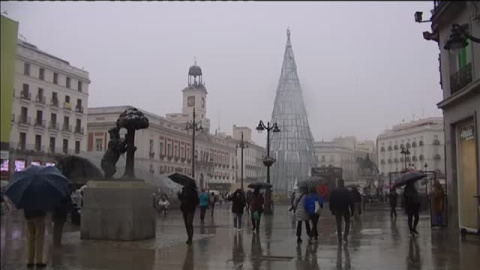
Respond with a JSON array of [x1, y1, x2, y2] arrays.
[[5, 165, 70, 211]]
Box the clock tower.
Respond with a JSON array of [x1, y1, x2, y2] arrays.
[[182, 61, 210, 132]]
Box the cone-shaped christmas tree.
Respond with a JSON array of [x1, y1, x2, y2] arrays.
[[270, 29, 317, 193]]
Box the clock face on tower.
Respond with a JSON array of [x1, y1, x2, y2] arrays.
[[201, 97, 205, 108], [187, 96, 195, 107]]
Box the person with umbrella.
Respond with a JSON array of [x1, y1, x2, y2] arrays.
[[178, 183, 200, 244], [404, 181, 421, 235], [392, 170, 426, 235], [304, 186, 324, 243], [293, 188, 312, 244], [5, 165, 70, 268], [250, 187, 264, 234], [329, 179, 355, 244], [431, 180, 445, 227]]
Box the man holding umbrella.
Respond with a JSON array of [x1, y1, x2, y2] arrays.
[[4, 165, 71, 268], [392, 170, 426, 236]]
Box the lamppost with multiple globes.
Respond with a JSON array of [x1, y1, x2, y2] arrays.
[[256, 120, 280, 215], [236, 132, 248, 190], [185, 108, 202, 179], [400, 146, 411, 170]]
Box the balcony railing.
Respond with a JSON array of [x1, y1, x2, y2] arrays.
[[20, 91, 31, 101], [34, 119, 46, 128], [17, 116, 31, 125], [62, 124, 72, 132], [49, 122, 59, 130], [75, 106, 84, 113], [51, 99, 59, 108], [450, 63, 473, 95], [74, 126, 84, 134], [64, 102, 72, 111], [35, 95, 46, 105]]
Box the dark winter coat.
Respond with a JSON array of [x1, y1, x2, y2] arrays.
[[329, 187, 354, 214], [54, 197, 72, 221], [404, 183, 420, 214], [389, 192, 398, 207], [250, 193, 264, 213], [24, 209, 46, 220], [230, 191, 246, 214], [178, 186, 199, 212]]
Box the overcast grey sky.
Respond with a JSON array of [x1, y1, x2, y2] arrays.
[[2, 1, 442, 146]]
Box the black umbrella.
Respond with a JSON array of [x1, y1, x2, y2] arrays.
[[247, 182, 272, 189], [166, 172, 197, 188], [56, 155, 103, 182], [5, 166, 70, 211], [297, 178, 325, 193], [392, 170, 427, 188]]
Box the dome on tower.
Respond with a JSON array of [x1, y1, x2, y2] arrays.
[[188, 65, 202, 76]]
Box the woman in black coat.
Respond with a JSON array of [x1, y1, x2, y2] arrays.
[[229, 189, 246, 231]]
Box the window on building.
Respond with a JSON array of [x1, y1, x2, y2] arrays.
[[78, 81, 83, 92], [66, 77, 71, 88], [149, 139, 154, 153], [36, 110, 43, 125], [167, 144, 172, 156], [20, 107, 28, 123], [50, 137, 56, 153], [53, 72, 58, 84], [76, 119, 81, 133], [63, 139, 69, 154], [159, 142, 164, 156], [19, 133, 26, 150], [24, 63, 30, 76], [52, 92, 58, 106], [35, 135, 42, 151], [51, 113, 57, 128], [95, 138, 103, 152], [65, 95, 70, 103], [22, 83, 29, 94], [39, 68, 45, 80], [175, 145, 179, 157], [75, 141, 80, 154]]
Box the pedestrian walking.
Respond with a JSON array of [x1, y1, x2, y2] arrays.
[[229, 189, 246, 231], [404, 182, 421, 235], [431, 180, 445, 227], [158, 194, 170, 217], [24, 209, 47, 268], [329, 179, 355, 243], [178, 184, 200, 244], [250, 188, 264, 233], [289, 191, 296, 213], [53, 196, 71, 247], [209, 192, 217, 218], [351, 187, 362, 222], [389, 189, 398, 218], [304, 187, 324, 243], [198, 189, 209, 223], [293, 191, 311, 243]]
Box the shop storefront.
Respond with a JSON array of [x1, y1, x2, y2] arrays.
[[456, 118, 479, 232]]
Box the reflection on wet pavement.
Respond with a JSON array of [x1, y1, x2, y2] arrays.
[[1, 205, 480, 269]]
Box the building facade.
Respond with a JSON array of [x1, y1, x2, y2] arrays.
[[314, 136, 376, 183], [422, 1, 480, 230], [8, 39, 90, 172], [231, 126, 266, 186], [376, 117, 445, 176]]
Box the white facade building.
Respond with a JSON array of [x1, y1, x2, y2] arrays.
[[376, 117, 445, 176], [231, 126, 266, 185], [9, 40, 90, 170], [314, 136, 376, 182]]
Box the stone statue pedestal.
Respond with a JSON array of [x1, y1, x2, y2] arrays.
[[81, 180, 156, 241]]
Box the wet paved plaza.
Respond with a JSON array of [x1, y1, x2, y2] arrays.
[[1, 204, 480, 270]]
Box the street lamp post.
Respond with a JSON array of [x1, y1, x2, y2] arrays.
[[236, 132, 248, 190], [400, 146, 411, 170], [256, 120, 280, 215], [185, 108, 202, 179]]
